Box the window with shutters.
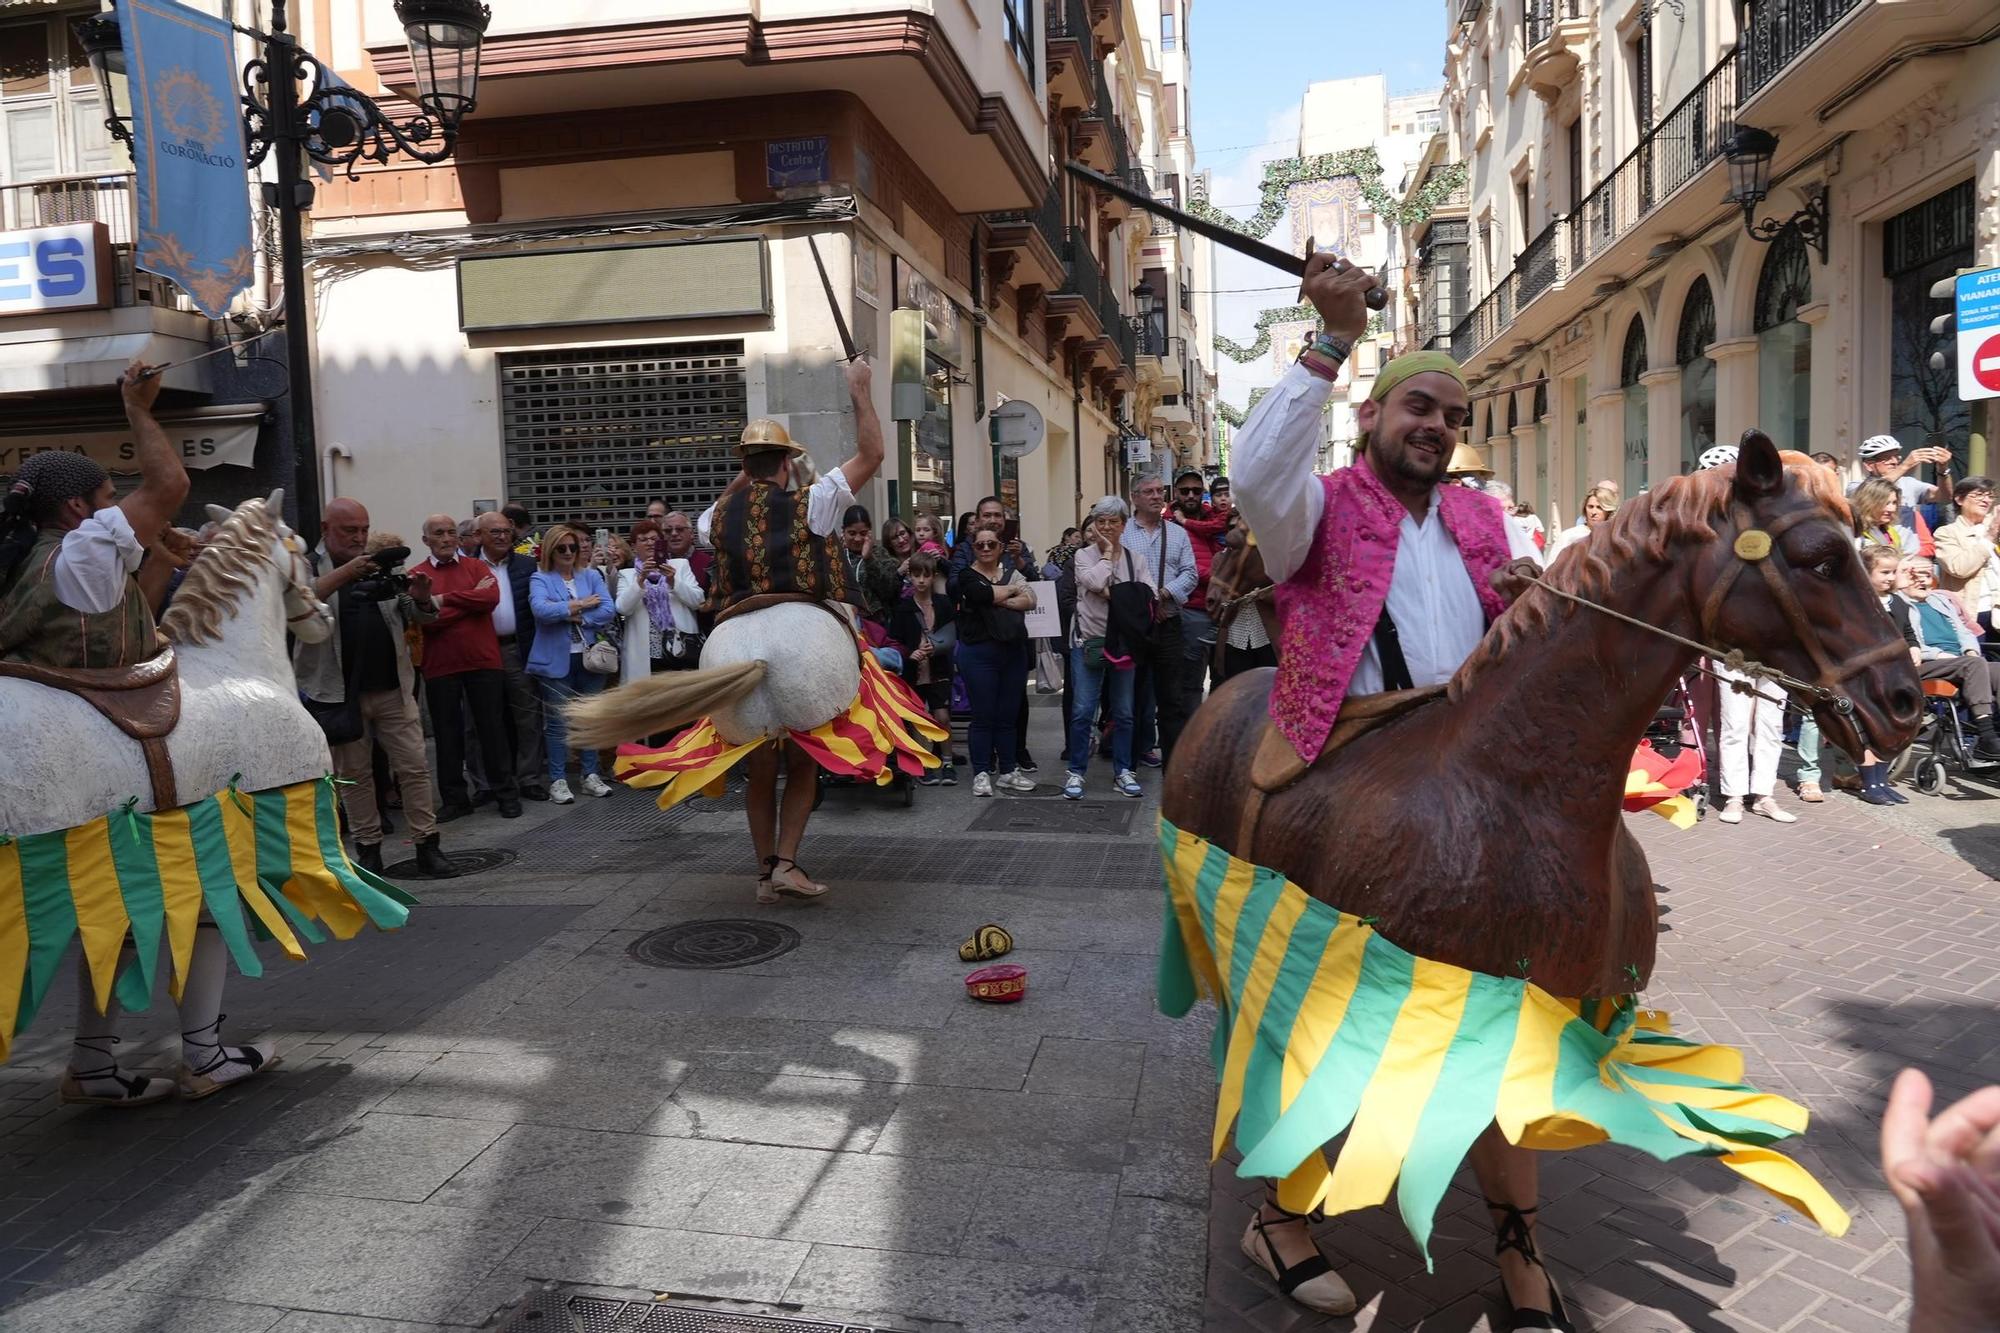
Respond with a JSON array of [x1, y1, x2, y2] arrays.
[[499, 342, 749, 527], [0, 11, 120, 191]]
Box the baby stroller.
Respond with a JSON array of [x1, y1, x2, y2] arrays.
[[1641, 674, 1711, 820]]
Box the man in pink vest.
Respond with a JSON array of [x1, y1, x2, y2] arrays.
[[1230, 252, 1548, 1322]]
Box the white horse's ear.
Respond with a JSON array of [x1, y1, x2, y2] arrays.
[[206, 504, 233, 524], [266, 487, 285, 513]]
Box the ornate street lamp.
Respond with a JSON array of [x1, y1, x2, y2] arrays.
[[1723, 125, 1829, 265], [76, 0, 492, 545]]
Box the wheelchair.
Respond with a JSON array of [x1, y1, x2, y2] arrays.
[[1899, 678, 1996, 794]]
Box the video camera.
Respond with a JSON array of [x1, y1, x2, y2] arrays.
[[351, 544, 413, 602]]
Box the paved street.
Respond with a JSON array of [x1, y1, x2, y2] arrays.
[[1, 707, 1996, 1333]]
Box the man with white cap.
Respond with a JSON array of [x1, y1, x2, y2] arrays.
[[1852, 434, 1952, 529]]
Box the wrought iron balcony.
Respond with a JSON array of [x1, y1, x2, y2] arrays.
[[1524, 0, 1580, 51], [1451, 51, 1741, 364], [986, 178, 1066, 260], [1739, 0, 1869, 101], [1056, 230, 1106, 313]]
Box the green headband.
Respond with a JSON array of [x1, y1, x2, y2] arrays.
[[1356, 351, 1470, 454]]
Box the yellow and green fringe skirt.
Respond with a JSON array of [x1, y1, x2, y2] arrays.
[[615, 644, 948, 811], [1157, 818, 1848, 1259], [0, 776, 414, 1064]]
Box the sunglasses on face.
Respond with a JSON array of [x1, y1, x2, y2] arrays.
[[974, 541, 1001, 551], [553, 543, 577, 554]]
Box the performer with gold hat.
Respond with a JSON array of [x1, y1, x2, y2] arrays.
[[567, 359, 944, 904]]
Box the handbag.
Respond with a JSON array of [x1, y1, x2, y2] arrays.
[[1036, 643, 1064, 693], [1104, 550, 1152, 669]]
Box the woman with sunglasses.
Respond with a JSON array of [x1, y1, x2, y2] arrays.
[[526, 523, 618, 803], [955, 529, 1037, 796]]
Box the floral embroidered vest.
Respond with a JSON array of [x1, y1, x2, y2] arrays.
[[704, 481, 856, 613], [1270, 467, 1513, 764]]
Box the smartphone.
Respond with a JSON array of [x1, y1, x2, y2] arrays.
[[1002, 518, 1021, 546], [593, 527, 610, 563]]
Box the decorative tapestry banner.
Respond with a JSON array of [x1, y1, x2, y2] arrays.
[[119, 0, 254, 318]]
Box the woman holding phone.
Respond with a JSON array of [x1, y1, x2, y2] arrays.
[[526, 523, 618, 803], [889, 549, 956, 785]]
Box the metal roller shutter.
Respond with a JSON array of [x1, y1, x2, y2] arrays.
[[498, 340, 747, 526]]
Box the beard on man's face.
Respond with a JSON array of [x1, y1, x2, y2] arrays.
[[1375, 421, 1451, 487], [1176, 495, 1203, 517]]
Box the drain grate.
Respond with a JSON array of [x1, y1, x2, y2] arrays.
[[381, 846, 517, 878], [494, 1288, 911, 1331], [969, 801, 1136, 836], [629, 919, 802, 970]]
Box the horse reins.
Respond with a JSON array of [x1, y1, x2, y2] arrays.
[[1519, 503, 1907, 717]]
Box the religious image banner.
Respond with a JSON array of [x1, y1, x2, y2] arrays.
[[119, 0, 255, 318]]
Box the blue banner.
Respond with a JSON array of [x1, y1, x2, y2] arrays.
[[120, 0, 254, 319]]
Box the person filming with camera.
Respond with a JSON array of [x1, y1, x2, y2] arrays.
[[294, 497, 456, 877]]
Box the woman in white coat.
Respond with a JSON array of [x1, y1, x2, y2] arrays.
[[616, 519, 706, 686]]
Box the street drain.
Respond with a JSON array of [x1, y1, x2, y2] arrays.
[[382, 846, 518, 878], [493, 1287, 912, 1331], [629, 919, 802, 970]]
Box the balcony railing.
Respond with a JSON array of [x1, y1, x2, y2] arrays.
[[1451, 52, 1739, 363], [1524, 0, 1580, 50], [1087, 64, 1114, 121], [987, 177, 1065, 259], [1048, 0, 1091, 42], [1058, 229, 1105, 312], [1739, 0, 1867, 100], [0, 173, 189, 311]]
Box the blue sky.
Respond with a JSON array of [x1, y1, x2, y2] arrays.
[[1187, 1, 1449, 420]]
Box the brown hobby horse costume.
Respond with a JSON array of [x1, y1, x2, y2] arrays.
[[1155, 430, 1920, 1251]]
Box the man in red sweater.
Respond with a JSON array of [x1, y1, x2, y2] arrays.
[[1171, 468, 1230, 716], [416, 513, 521, 820]]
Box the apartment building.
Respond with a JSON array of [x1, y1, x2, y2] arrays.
[[1413, 0, 2000, 530], [1125, 0, 1219, 483], [0, 0, 283, 516], [281, 0, 1194, 548]]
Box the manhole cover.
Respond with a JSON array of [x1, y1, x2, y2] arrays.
[[629, 919, 801, 970], [493, 1287, 912, 1331], [381, 846, 518, 878], [969, 801, 1137, 836]]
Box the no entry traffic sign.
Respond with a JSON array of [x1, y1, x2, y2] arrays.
[[1977, 332, 2000, 397], [1958, 268, 2000, 402]]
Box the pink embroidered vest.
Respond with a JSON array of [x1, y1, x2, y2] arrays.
[[1270, 466, 1513, 764]]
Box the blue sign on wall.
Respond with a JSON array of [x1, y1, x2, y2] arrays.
[[767, 137, 830, 189]]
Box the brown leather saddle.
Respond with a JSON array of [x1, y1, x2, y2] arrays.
[[0, 647, 182, 810], [1234, 684, 1445, 855]]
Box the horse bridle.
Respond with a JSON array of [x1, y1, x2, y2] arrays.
[[254, 530, 328, 626], [1523, 501, 1906, 718]]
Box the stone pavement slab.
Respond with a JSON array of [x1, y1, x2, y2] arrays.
[[0, 708, 1208, 1332]]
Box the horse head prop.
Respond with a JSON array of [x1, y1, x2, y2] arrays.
[[180, 488, 332, 648], [1167, 428, 1921, 998]]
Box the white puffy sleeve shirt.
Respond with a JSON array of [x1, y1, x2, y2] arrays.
[[51, 507, 145, 615]]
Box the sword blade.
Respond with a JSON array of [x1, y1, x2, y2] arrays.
[[1063, 161, 1387, 310], [805, 234, 858, 362]]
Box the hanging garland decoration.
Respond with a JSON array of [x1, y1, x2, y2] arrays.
[[1218, 400, 1245, 429], [1200, 149, 1467, 365]]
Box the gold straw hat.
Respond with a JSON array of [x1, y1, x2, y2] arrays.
[[1446, 442, 1493, 478], [735, 418, 807, 458]]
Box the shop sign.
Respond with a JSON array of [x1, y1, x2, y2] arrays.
[[767, 137, 830, 189], [898, 268, 965, 367], [1124, 436, 1153, 467], [0, 415, 260, 475], [0, 222, 114, 316]]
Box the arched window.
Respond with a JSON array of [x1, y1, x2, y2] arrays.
[[1621, 317, 1649, 495], [1676, 277, 1717, 473], [1755, 229, 1812, 452]]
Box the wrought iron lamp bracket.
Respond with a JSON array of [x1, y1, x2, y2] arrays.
[[1740, 183, 1830, 266], [242, 43, 453, 179]]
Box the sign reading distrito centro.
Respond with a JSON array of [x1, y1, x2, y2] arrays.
[[0, 222, 114, 316], [1955, 267, 2000, 401]]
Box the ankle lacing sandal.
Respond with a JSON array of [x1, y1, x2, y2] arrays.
[[1487, 1200, 1575, 1332], [59, 1037, 174, 1107], [1239, 1201, 1357, 1315], [767, 856, 828, 901], [756, 859, 779, 905], [176, 1016, 280, 1100]]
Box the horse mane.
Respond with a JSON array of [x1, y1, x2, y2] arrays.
[[1448, 452, 1848, 699], [161, 498, 278, 646]]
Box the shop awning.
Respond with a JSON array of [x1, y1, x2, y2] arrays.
[[0, 404, 269, 474]]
